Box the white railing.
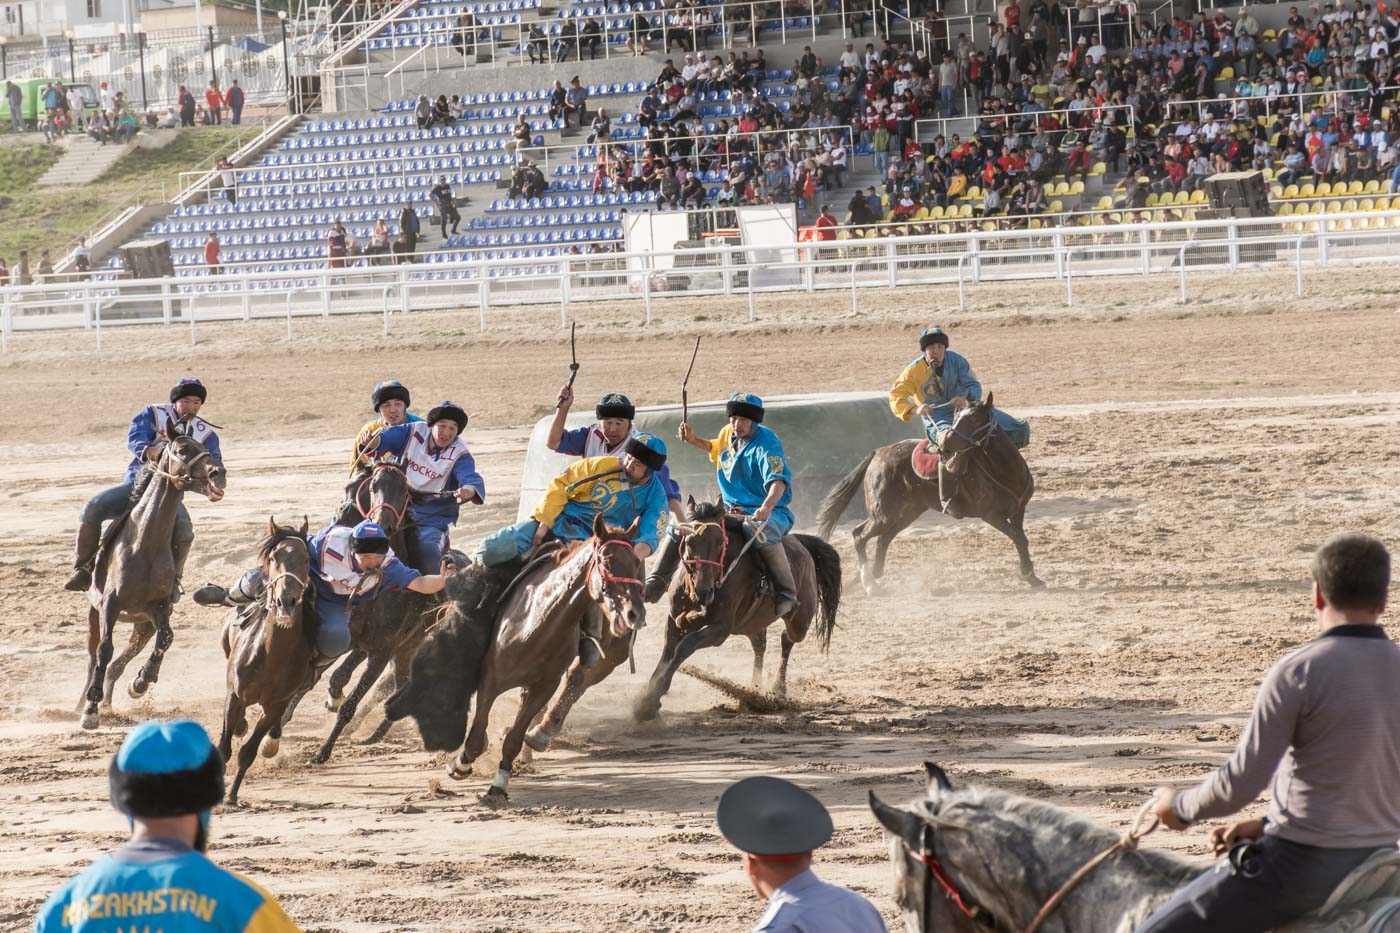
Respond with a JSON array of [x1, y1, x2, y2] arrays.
[[4, 209, 1398, 352]]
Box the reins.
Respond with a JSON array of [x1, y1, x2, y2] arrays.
[[590, 537, 643, 588], [942, 414, 1033, 512], [680, 519, 728, 577]]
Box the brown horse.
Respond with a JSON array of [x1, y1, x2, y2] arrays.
[[218, 517, 313, 806], [631, 497, 842, 723], [815, 392, 1043, 593], [387, 514, 647, 801], [81, 424, 227, 730]]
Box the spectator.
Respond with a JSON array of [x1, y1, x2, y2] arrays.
[[205, 81, 223, 125], [365, 218, 391, 264], [528, 23, 549, 64], [216, 157, 237, 206], [506, 114, 533, 154], [0, 256, 8, 284], [582, 17, 602, 60], [15, 249, 31, 285], [589, 108, 611, 144], [114, 108, 139, 144], [414, 95, 433, 131], [328, 221, 349, 269], [225, 79, 245, 125], [548, 81, 567, 123], [680, 173, 706, 208], [563, 77, 588, 128], [452, 11, 479, 59], [36, 249, 54, 282], [430, 176, 462, 237], [178, 85, 196, 127], [73, 236, 92, 275], [812, 203, 840, 240], [6, 80, 23, 132], [204, 233, 221, 274]]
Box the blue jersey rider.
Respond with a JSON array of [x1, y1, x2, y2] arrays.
[[361, 400, 485, 574], [888, 326, 979, 517], [673, 392, 800, 621], [194, 520, 453, 665], [348, 379, 424, 474], [34, 719, 301, 933], [475, 433, 670, 667], [64, 378, 225, 597]]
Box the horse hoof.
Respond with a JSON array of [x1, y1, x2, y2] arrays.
[[80, 712, 99, 731], [1025, 573, 1046, 589], [481, 786, 510, 807], [324, 694, 343, 712], [632, 700, 660, 722], [523, 729, 552, 753], [446, 755, 472, 781], [309, 750, 329, 766], [128, 679, 148, 699], [260, 738, 280, 759]]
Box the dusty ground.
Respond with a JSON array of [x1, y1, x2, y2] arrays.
[[1, 266, 1399, 932]]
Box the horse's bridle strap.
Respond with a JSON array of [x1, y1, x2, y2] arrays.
[[592, 538, 643, 587]]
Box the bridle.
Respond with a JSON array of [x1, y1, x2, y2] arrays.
[[940, 408, 1034, 512], [354, 462, 410, 530], [262, 568, 308, 624], [680, 518, 728, 588], [590, 538, 644, 590], [904, 802, 1160, 933], [151, 438, 216, 494]]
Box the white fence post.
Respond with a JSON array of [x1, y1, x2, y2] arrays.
[[1064, 247, 1075, 306], [478, 266, 489, 331], [162, 281, 173, 325]]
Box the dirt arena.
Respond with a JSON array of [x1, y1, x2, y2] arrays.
[[2, 266, 1398, 931]]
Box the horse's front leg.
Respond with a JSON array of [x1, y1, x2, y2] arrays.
[[771, 632, 795, 697], [83, 595, 122, 730], [747, 630, 766, 687], [325, 648, 366, 712], [990, 510, 1044, 588], [312, 654, 388, 764], [104, 621, 154, 708], [527, 637, 629, 752], [634, 623, 730, 721], [130, 598, 175, 698], [487, 678, 561, 803], [447, 670, 497, 781]]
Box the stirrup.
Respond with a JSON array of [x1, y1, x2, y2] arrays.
[[64, 566, 93, 592]]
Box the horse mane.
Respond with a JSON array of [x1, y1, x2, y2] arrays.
[[257, 522, 308, 566], [128, 460, 159, 504], [550, 522, 635, 566]]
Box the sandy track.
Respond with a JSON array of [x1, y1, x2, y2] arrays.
[[1, 267, 1399, 931]]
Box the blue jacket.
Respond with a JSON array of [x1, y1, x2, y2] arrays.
[[34, 838, 300, 932], [556, 424, 682, 502], [888, 350, 982, 428], [372, 423, 486, 529], [706, 423, 794, 514], [124, 405, 224, 485]]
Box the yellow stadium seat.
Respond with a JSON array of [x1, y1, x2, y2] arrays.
[[1146, 193, 1159, 207], [1029, 218, 1042, 229], [1048, 181, 1067, 196], [1094, 195, 1112, 210], [1269, 132, 1281, 147], [1068, 180, 1085, 195], [959, 203, 974, 218], [1189, 189, 1207, 203], [1376, 197, 1391, 210], [1282, 184, 1299, 199], [1089, 162, 1107, 176], [1270, 185, 1284, 199], [1347, 180, 1364, 195], [911, 208, 929, 222], [1326, 200, 1343, 213], [981, 221, 996, 232], [1342, 199, 1358, 212], [1218, 66, 1235, 80], [1315, 182, 1332, 196], [1311, 75, 1324, 87], [1173, 190, 1189, 205], [967, 185, 981, 199], [1278, 203, 1293, 216], [1299, 183, 1316, 197], [928, 205, 944, 219], [1262, 28, 1276, 40], [1263, 168, 1275, 182], [1049, 199, 1063, 213], [1363, 179, 1381, 194], [1360, 198, 1374, 211]]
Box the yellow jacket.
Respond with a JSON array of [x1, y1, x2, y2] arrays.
[[530, 456, 669, 551], [348, 414, 424, 473]]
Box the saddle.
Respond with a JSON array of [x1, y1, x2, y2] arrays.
[[1282, 849, 1400, 932], [911, 439, 941, 481]]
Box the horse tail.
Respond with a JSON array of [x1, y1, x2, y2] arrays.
[[814, 450, 875, 541], [795, 534, 841, 653]]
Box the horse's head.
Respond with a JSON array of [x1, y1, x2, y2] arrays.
[[678, 494, 729, 608], [587, 512, 646, 639], [939, 392, 995, 463], [160, 421, 226, 495], [365, 462, 411, 533], [258, 515, 311, 628]]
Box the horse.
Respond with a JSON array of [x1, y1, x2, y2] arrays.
[[80, 423, 227, 731], [631, 497, 842, 723], [385, 514, 647, 801], [869, 763, 1400, 933], [815, 392, 1043, 594], [217, 517, 313, 806]]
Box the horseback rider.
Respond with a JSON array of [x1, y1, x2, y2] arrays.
[[887, 326, 979, 518], [34, 719, 301, 932], [475, 433, 670, 667], [348, 379, 423, 474], [549, 386, 686, 527], [360, 400, 485, 574], [662, 392, 800, 622], [1137, 533, 1400, 933], [194, 519, 452, 664], [63, 377, 225, 596]]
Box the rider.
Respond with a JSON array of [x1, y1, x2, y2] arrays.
[[887, 326, 981, 518], [348, 379, 423, 474], [360, 400, 485, 574], [34, 719, 301, 932], [1138, 533, 1400, 933], [64, 377, 225, 596], [194, 519, 452, 664], [474, 433, 669, 667], [549, 386, 686, 527], [668, 392, 799, 621]]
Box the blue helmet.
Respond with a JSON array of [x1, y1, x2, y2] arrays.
[[351, 520, 391, 554], [624, 432, 667, 471], [919, 325, 949, 350], [372, 379, 411, 412], [169, 377, 207, 404], [726, 392, 765, 424], [110, 720, 224, 819], [596, 393, 635, 421]]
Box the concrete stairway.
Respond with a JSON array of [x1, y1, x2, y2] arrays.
[[37, 136, 131, 187]]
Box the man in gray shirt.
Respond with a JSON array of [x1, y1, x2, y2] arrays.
[[1138, 532, 1400, 932]]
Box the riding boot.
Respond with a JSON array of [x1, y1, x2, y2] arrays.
[[643, 535, 681, 603], [577, 605, 604, 669], [938, 461, 964, 520], [63, 521, 102, 592], [193, 569, 264, 608], [756, 541, 799, 622]]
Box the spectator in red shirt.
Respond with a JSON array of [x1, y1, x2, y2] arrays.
[[203, 233, 221, 274], [205, 82, 223, 125], [813, 204, 840, 240]]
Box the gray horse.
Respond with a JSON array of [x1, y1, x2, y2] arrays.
[[869, 764, 1400, 933], [81, 423, 227, 730]]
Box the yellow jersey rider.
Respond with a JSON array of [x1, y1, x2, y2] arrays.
[[348, 380, 423, 474]]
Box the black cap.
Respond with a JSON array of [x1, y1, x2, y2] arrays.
[[716, 776, 834, 856]]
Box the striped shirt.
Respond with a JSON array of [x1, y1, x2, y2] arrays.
[[1175, 625, 1400, 848]]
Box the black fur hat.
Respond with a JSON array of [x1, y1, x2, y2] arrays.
[[595, 393, 635, 421], [372, 380, 411, 412], [169, 378, 207, 404]]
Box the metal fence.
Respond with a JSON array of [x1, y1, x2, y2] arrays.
[[3, 209, 1396, 352]]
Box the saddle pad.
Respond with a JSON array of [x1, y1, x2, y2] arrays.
[[911, 439, 941, 481]]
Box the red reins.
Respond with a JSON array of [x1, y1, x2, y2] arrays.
[[681, 520, 728, 576], [592, 538, 643, 587], [354, 463, 409, 529]]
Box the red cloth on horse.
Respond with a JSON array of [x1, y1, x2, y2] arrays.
[[911, 439, 940, 480]]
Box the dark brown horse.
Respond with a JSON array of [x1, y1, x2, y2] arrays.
[[815, 392, 1043, 593], [81, 425, 227, 730], [218, 517, 313, 806], [631, 498, 842, 723], [387, 515, 647, 801]]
